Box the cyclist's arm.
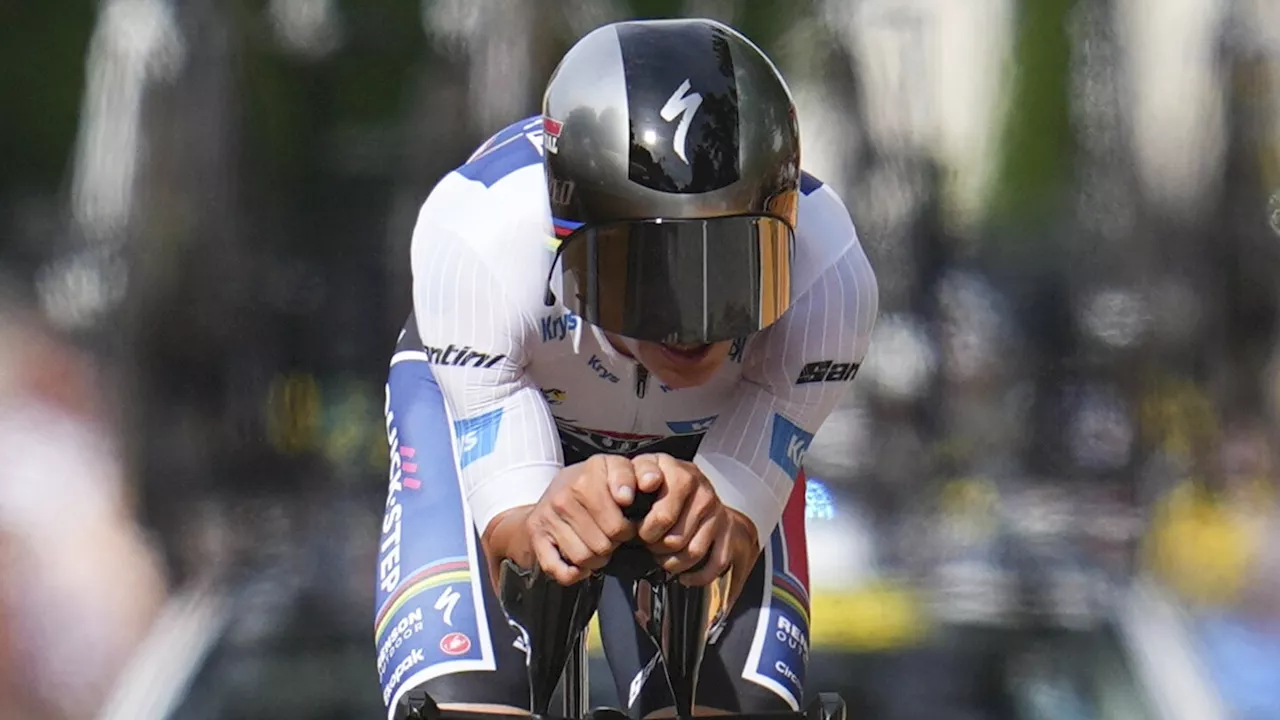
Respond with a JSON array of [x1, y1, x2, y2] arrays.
[[410, 213, 563, 538], [693, 194, 878, 546]]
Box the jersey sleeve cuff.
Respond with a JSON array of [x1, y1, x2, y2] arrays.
[[466, 462, 560, 537], [693, 452, 789, 549]]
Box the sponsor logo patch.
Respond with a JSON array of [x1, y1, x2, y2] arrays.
[[587, 354, 621, 383], [422, 343, 508, 369], [795, 360, 860, 384], [439, 632, 472, 656], [380, 387, 407, 593], [384, 648, 426, 704], [454, 408, 503, 468], [376, 608, 425, 676], [768, 414, 813, 479], [543, 116, 563, 154], [540, 311, 579, 342]]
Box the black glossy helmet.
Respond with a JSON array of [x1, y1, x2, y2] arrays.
[[542, 18, 801, 345]]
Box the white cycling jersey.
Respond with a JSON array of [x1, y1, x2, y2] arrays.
[[401, 116, 879, 546]]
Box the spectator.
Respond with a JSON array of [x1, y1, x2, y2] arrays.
[[0, 295, 167, 720]]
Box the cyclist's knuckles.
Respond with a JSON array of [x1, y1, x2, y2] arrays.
[[600, 515, 632, 541], [584, 533, 613, 556], [547, 491, 576, 515], [641, 512, 679, 543]]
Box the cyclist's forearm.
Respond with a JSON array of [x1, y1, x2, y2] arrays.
[[480, 505, 537, 584]]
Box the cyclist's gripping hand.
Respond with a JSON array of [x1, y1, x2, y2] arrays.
[[482, 455, 639, 586], [630, 453, 760, 592]]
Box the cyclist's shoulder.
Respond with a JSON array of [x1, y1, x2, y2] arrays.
[[792, 170, 874, 293], [793, 170, 852, 244], [454, 115, 547, 189], [412, 116, 554, 290], [421, 114, 549, 229]]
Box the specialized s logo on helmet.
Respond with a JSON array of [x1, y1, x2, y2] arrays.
[[660, 79, 703, 165]]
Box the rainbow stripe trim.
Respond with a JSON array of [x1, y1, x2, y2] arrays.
[[374, 557, 472, 641], [772, 573, 811, 626], [553, 217, 584, 239]]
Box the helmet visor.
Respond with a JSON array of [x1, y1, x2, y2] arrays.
[[557, 215, 794, 344]]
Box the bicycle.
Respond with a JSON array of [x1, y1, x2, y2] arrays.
[[401, 492, 848, 720]]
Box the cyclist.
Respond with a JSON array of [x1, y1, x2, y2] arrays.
[[376, 17, 879, 720]]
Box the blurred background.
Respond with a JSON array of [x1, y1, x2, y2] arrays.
[[2, 0, 1279, 718]]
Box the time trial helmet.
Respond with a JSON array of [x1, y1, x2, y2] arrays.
[[542, 18, 800, 345]]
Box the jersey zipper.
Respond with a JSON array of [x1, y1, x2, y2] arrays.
[[627, 363, 649, 435]]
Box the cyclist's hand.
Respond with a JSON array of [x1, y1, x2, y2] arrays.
[[629, 453, 760, 589], [523, 454, 639, 585]]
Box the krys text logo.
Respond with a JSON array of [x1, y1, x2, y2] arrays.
[[541, 311, 579, 342], [587, 354, 620, 383]]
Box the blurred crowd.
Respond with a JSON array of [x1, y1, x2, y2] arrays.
[[2, 0, 1280, 718]]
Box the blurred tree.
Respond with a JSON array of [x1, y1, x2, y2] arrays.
[[986, 0, 1076, 231], [978, 0, 1080, 477], [0, 2, 95, 195], [1210, 39, 1280, 419], [0, 1, 95, 271]]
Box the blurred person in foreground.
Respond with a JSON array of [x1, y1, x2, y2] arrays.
[[375, 18, 878, 720], [0, 291, 166, 720]]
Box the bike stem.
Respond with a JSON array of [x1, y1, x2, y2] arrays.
[[496, 488, 732, 719], [499, 559, 732, 719], [633, 573, 731, 718]]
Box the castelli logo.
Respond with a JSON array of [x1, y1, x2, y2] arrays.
[[440, 632, 472, 656]]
